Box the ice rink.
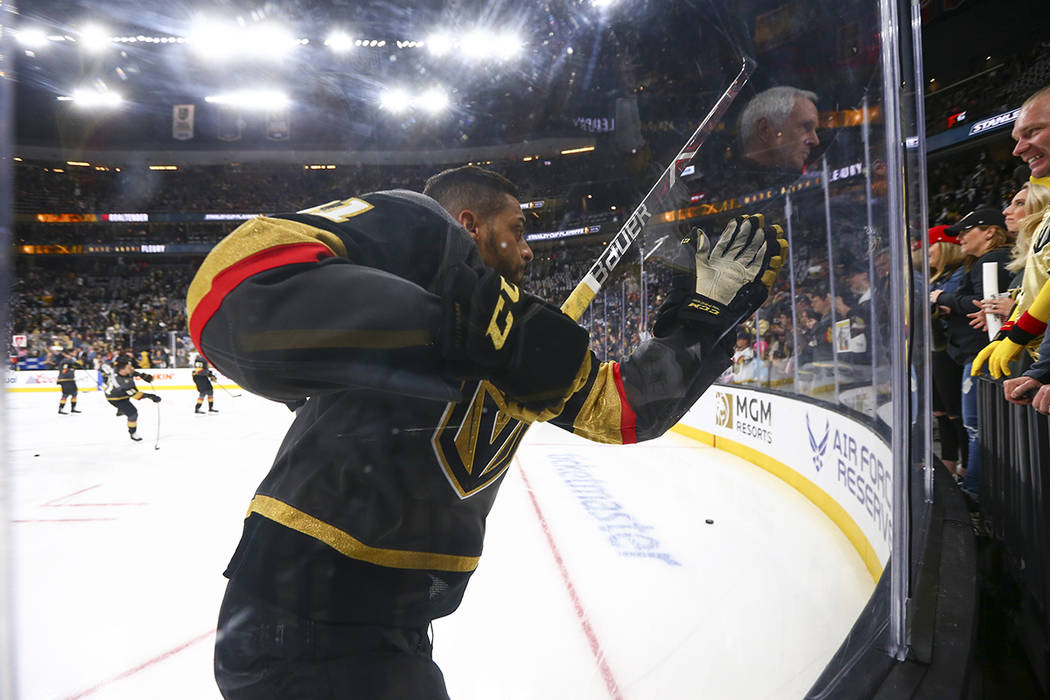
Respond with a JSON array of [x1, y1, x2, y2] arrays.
[[6, 385, 874, 700]]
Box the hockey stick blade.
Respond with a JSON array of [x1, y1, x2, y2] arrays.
[[560, 55, 757, 322]]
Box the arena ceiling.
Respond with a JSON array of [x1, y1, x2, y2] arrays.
[[12, 0, 728, 153]]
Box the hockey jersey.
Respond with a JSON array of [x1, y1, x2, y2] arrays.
[[104, 370, 151, 402], [187, 189, 732, 627], [57, 361, 80, 384]]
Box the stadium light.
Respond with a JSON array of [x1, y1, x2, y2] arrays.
[[425, 33, 454, 57], [324, 31, 354, 53], [59, 89, 124, 109], [77, 25, 113, 52], [430, 29, 523, 62], [204, 89, 290, 110], [417, 87, 450, 114], [189, 19, 298, 61], [379, 88, 412, 114], [15, 27, 49, 49]]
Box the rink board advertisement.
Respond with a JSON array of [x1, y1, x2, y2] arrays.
[[677, 385, 891, 580], [5, 368, 239, 392]]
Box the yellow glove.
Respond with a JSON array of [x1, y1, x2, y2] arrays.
[[971, 340, 999, 377], [974, 337, 1023, 378]]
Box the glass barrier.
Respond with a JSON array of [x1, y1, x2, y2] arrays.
[[531, 0, 928, 665]]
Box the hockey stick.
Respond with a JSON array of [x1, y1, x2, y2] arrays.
[[154, 400, 161, 450], [559, 55, 757, 322], [218, 383, 242, 399]]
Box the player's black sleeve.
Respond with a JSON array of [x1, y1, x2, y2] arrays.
[[548, 328, 732, 444], [186, 190, 484, 404]]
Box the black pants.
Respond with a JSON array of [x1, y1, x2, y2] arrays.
[[214, 581, 450, 700], [112, 398, 138, 421]]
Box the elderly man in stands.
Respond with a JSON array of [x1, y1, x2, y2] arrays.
[[737, 86, 821, 178]]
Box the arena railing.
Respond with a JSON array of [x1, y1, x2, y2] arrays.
[[978, 375, 1050, 694]]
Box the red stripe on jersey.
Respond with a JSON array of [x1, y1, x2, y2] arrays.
[[189, 242, 335, 359], [612, 362, 638, 444], [1016, 311, 1048, 337]]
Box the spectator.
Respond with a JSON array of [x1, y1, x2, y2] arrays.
[[930, 208, 1013, 500]]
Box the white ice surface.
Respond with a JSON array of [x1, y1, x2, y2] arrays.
[[6, 388, 873, 699]]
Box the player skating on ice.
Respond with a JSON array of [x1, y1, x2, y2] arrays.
[[188, 166, 786, 699], [103, 357, 162, 441], [193, 356, 219, 413], [56, 355, 83, 414]]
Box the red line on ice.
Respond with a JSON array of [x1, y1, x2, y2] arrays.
[[63, 629, 216, 699], [42, 485, 101, 507], [518, 460, 625, 700]]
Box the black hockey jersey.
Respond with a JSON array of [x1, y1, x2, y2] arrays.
[[57, 361, 80, 384], [187, 189, 732, 627], [104, 370, 151, 402], [192, 357, 215, 380]]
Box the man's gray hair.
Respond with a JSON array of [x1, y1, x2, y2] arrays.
[[738, 86, 819, 146]]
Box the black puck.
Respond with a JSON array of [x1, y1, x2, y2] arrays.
[[705, 519, 714, 524]]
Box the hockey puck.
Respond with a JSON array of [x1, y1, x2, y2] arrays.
[[705, 519, 714, 524], [34, 454, 40, 457]]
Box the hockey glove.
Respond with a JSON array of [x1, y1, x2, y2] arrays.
[[653, 214, 787, 344], [440, 264, 591, 411], [143, 393, 162, 403]]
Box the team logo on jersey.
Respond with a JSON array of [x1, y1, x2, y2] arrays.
[[431, 381, 528, 499]]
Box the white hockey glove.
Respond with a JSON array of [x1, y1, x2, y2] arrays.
[[653, 214, 787, 344]]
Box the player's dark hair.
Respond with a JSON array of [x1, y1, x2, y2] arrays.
[[114, 357, 131, 370], [423, 165, 519, 219]]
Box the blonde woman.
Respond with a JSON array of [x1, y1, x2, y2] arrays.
[[971, 180, 1050, 327]]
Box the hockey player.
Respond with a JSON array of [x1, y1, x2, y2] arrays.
[[188, 166, 786, 699], [56, 356, 83, 414], [104, 357, 162, 441], [193, 356, 219, 413]]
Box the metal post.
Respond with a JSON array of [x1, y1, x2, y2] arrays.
[[878, 0, 913, 662], [910, 0, 935, 504], [785, 195, 801, 392], [821, 157, 841, 399], [862, 96, 879, 418]]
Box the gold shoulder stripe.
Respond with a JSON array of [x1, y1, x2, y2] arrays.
[[186, 216, 348, 319], [248, 494, 480, 573]]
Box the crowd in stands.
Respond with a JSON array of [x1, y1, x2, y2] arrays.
[[11, 258, 195, 370], [924, 40, 1050, 137]]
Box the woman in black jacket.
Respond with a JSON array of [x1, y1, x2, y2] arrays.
[[930, 208, 1013, 501]]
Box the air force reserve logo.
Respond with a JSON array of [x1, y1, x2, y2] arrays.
[[806, 413, 830, 471], [714, 391, 733, 428]]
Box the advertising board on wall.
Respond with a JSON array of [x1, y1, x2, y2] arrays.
[[682, 385, 892, 574]]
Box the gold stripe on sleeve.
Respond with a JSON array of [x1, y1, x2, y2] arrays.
[[247, 494, 480, 573], [570, 362, 626, 445], [186, 216, 348, 319]]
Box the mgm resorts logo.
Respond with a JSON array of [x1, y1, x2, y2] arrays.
[[714, 391, 773, 443], [715, 392, 734, 428]]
